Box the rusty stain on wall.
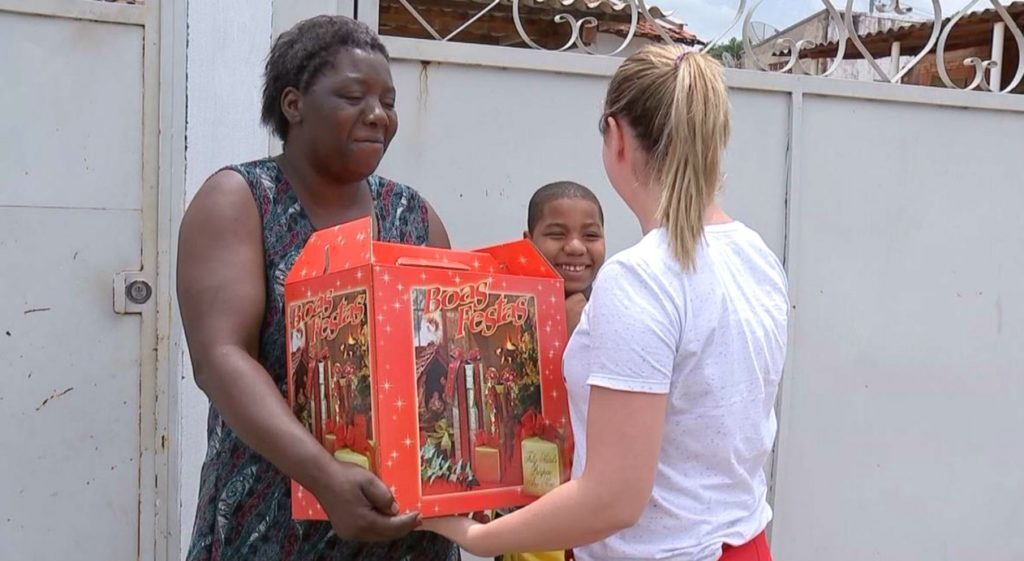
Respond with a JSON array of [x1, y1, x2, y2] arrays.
[[419, 61, 431, 111]]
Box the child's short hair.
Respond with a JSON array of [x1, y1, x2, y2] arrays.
[[527, 181, 605, 233]]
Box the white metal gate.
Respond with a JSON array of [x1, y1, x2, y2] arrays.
[[0, 1, 173, 559]]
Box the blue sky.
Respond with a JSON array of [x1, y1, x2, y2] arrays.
[[655, 0, 980, 41]]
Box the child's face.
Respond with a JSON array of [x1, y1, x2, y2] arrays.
[[529, 198, 606, 296]]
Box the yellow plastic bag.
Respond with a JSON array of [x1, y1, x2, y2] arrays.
[[503, 552, 564, 561]]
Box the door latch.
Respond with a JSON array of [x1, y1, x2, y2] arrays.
[[113, 271, 153, 315]]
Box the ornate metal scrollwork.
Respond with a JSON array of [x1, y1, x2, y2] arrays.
[[390, 0, 1024, 94], [936, 0, 1024, 92]]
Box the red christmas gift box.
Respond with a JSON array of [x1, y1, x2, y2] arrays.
[[285, 217, 571, 519]]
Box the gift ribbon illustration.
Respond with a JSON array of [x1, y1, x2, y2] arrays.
[[326, 415, 370, 454], [307, 344, 329, 364], [519, 410, 559, 442], [425, 418, 455, 453], [444, 348, 482, 400], [304, 345, 330, 397], [445, 348, 464, 400], [474, 429, 500, 448], [519, 410, 571, 469]]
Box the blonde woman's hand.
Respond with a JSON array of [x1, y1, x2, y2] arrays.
[[421, 515, 493, 557]]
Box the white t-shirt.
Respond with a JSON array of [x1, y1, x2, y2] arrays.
[[564, 223, 788, 561]]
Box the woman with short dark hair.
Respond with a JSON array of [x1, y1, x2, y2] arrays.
[[177, 15, 456, 561]]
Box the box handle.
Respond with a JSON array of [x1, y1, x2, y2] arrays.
[[395, 257, 472, 271]]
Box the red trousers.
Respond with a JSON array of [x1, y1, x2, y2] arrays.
[[721, 532, 772, 561]]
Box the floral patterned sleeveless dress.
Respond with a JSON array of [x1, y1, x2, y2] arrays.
[[186, 158, 459, 561]]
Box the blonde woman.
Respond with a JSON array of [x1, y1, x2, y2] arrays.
[[423, 46, 788, 561]]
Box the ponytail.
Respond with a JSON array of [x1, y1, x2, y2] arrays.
[[603, 47, 731, 270], [657, 52, 730, 269]]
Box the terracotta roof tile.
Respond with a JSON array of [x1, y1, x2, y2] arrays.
[[600, 18, 702, 45]]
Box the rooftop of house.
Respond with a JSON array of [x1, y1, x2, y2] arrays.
[[379, 0, 703, 48], [599, 17, 703, 45], [780, 2, 1024, 59]]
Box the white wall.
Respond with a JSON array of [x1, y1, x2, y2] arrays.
[[772, 93, 1024, 561], [178, 0, 272, 556], [380, 59, 788, 257], [380, 60, 639, 253]]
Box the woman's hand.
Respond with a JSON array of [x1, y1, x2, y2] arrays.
[[421, 516, 491, 557], [314, 461, 420, 541]]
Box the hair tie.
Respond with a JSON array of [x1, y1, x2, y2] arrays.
[[675, 50, 689, 68]]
